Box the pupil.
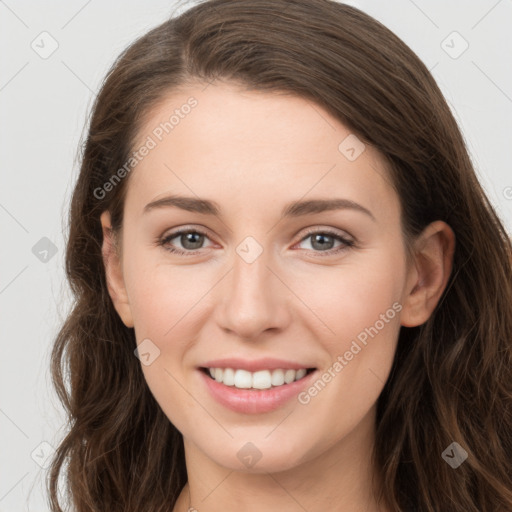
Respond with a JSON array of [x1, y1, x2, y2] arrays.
[[312, 234, 333, 250], [183, 232, 203, 250]]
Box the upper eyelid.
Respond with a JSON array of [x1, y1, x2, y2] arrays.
[[161, 226, 214, 243]]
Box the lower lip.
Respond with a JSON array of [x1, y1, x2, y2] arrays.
[[198, 369, 317, 414]]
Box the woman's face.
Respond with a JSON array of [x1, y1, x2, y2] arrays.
[[102, 81, 416, 473]]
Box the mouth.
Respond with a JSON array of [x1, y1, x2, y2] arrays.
[[198, 365, 319, 414], [199, 366, 317, 391]]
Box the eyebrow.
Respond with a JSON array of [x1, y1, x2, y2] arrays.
[[143, 195, 375, 221]]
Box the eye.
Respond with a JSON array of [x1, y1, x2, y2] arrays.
[[157, 226, 355, 257], [294, 228, 354, 256], [158, 228, 213, 255]]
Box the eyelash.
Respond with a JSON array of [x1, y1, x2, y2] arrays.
[[157, 227, 355, 257]]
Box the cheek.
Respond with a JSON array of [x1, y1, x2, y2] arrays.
[[294, 254, 404, 347], [124, 256, 207, 424], [293, 265, 402, 433], [123, 246, 205, 337], [292, 250, 404, 406]]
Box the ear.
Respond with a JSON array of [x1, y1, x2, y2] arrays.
[[100, 211, 134, 328], [400, 220, 455, 327]]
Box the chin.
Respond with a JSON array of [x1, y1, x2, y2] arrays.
[[198, 436, 314, 474]]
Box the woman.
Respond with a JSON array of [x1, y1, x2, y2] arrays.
[[48, 1, 512, 511]]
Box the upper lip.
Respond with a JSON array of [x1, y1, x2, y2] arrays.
[[200, 358, 316, 372]]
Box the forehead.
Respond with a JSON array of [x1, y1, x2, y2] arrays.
[[125, 81, 398, 223]]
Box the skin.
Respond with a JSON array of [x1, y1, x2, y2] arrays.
[[101, 81, 455, 512]]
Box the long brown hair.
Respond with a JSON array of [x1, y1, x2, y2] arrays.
[[48, 1, 512, 510]]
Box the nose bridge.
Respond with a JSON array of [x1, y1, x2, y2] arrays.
[[231, 238, 270, 299], [216, 234, 288, 338]]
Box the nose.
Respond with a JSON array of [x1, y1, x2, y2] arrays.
[[214, 245, 291, 340]]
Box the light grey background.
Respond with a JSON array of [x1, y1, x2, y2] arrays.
[[1, 0, 511, 510]]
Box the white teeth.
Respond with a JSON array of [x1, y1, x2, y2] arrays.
[[284, 369, 296, 384], [271, 369, 285, 386], [234, 369, 252, 388], [206, 367, 311, 390], [222, 367, 235, 386], [252, 370, 272, 390], [295, 368, 307, 380]]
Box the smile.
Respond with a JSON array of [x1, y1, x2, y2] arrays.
[[202, 367, 315, 390], [198, 365, 318, 414]]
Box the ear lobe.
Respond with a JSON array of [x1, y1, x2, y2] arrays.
[[400, 220, 455, 327], [100, 211, 134, 328]]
